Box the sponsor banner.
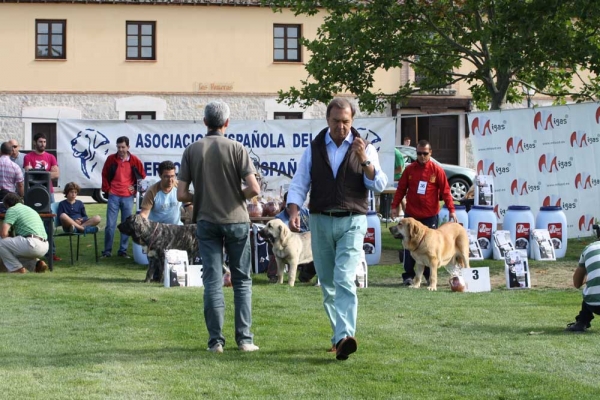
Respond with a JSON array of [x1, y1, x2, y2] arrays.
[[469, 102, 600, 238], [57, 118, 395, 195]]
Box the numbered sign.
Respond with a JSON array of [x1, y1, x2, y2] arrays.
[[463, 267, 491, 292]]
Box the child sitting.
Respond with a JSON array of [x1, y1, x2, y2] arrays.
[[57, 182, 101, 234]]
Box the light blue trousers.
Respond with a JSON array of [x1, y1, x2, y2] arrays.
[[309, 213, 367, 345]]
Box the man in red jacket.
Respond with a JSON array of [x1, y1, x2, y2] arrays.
[[391, 140, 456, 286], [101, 136, 146, 258]]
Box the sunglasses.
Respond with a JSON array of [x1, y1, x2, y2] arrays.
[[416, 151, 429, 156]]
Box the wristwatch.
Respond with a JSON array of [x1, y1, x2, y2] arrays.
[[361, 160, 371, 167]]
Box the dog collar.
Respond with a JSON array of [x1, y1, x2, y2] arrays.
[[414, 235, 426, 252]]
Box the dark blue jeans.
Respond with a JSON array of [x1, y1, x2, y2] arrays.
[[401, 214, 439, 281], [104, 194, 134, 255], [197, 220, 254, 349]]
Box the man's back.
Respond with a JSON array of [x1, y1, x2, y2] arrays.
[[180, 135, 255, 224]]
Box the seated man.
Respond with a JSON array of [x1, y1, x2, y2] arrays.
[[0, 193, 49, 273], [266, 191, 315, 283], [57, 182, 101, 234]]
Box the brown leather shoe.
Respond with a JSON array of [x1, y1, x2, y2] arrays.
[[327, 345, 336, 353], [35, 260, 48, 273], [335, 336, 358, 361], [11, 267, 27, 274]]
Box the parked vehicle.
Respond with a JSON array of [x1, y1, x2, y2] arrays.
[[396, 145, 476, 201]]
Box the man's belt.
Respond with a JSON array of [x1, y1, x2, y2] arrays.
[[23, 234, 47, 242], [311, 211, 365, 218]]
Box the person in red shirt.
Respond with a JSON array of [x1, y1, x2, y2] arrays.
[[100, 136, 146, 258], [391, 140, 456, 286]]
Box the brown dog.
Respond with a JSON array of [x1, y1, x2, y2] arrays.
[[389, 217, 470, 291]]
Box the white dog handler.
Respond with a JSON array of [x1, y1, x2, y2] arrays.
[[287, 98, 387, 361]]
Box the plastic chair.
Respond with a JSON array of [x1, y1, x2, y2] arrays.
[[50, 202, 99, 265]]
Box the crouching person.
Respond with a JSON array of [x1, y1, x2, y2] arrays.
[[0, 193, 49, 273], [566, 241, 600, 332]]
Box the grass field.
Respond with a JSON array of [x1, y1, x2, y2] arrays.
[[2, 203, 600, 399]]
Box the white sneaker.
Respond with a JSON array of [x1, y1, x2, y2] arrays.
[[207, 343, 223, 353], [238, 343, 259, 352]]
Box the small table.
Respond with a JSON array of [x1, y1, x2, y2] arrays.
[[379, 188, 397, 227], [0, 213, 55, 272]]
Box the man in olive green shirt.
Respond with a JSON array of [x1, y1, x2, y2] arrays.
[[0, 193, 48, 273]]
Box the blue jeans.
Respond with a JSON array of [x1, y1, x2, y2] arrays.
[[310, 213, 367, 345], [104, 194, 134, 255], [197, 220, 253, 348]]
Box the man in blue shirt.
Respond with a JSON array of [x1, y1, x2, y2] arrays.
[[287, 98, 387, 360]]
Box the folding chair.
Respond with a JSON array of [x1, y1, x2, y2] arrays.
[[50, 202, 99, 264]]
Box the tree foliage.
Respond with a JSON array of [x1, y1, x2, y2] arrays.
[[267, 0, 600, 111]]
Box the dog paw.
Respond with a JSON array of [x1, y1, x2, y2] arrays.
[[427, 286, 437, 291], [409, 284, 420, 289]]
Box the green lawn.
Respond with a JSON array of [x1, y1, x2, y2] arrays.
[[1, 203, 599, 399]]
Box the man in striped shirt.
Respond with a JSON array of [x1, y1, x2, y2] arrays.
[[566, 241, 600, 332]]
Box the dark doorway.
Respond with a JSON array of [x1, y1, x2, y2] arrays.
[[400, 115, 458, 165]]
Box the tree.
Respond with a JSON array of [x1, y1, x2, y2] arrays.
[[268, 0, 600, 111]]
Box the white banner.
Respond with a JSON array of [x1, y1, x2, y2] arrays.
[[468, 102, 600, 238], [57, 118, 396, 195]]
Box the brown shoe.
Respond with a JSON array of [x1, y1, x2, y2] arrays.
[[335, 336, 358, 361], [35, 260, 48, 273], [11, 267, 27, 274], [327, 345, 336, 353]]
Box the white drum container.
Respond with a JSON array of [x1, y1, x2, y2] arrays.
[[504, 206, 535, 258], [536, 206, 568, 258], [468, 205, 497, 259], [363, 211, 381, 265], [438, 205, 468, 228]]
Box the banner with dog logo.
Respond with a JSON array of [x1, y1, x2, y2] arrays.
[[469, 102, 600, 238], [57, 117, 395, 196]]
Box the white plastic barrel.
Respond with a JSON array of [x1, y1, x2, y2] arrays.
[[468, 205, 497, 259], [535, 206, 568, 258], [363, 211, 381, 265], [439, 205, 468, 228], [504, 206, 535, 258]]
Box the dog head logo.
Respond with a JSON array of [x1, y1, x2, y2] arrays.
[[355, 127, 382, 151], [70, 129, 110, 179], [476, 159, 496, 177], [506, 137, 525, 154], [510, 179, 528, 195], [570, 130, 589, 148], [533, 111, 554, 131], [579, 214, 594, 231], [471, 117, 492, 137], [575, 172, 593, 190], [542, 195, 562, 207], [538, 153, 558, 173]]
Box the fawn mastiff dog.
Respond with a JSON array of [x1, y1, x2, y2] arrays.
[[389, 217, 470, 291], [258, 219, 313, 286]]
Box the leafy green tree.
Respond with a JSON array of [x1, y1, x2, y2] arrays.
[[268, 0, 600, 111]]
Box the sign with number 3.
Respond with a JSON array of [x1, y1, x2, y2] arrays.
[[463, 267, 491, 292]]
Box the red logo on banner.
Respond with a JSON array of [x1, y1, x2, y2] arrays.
[[579, 215, 594, 231], [511, 179, 528, 195], [575, 173, 592, 189], [506, 137, 524, 154], [538, 154, 558, 173], [534, 112, 554, 130], [476, 159, 496, 177], [596, 107, 600, 124], [542, 196, 562, 207], [471, 117, 492, 137], [570, 131, 588, 147]]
